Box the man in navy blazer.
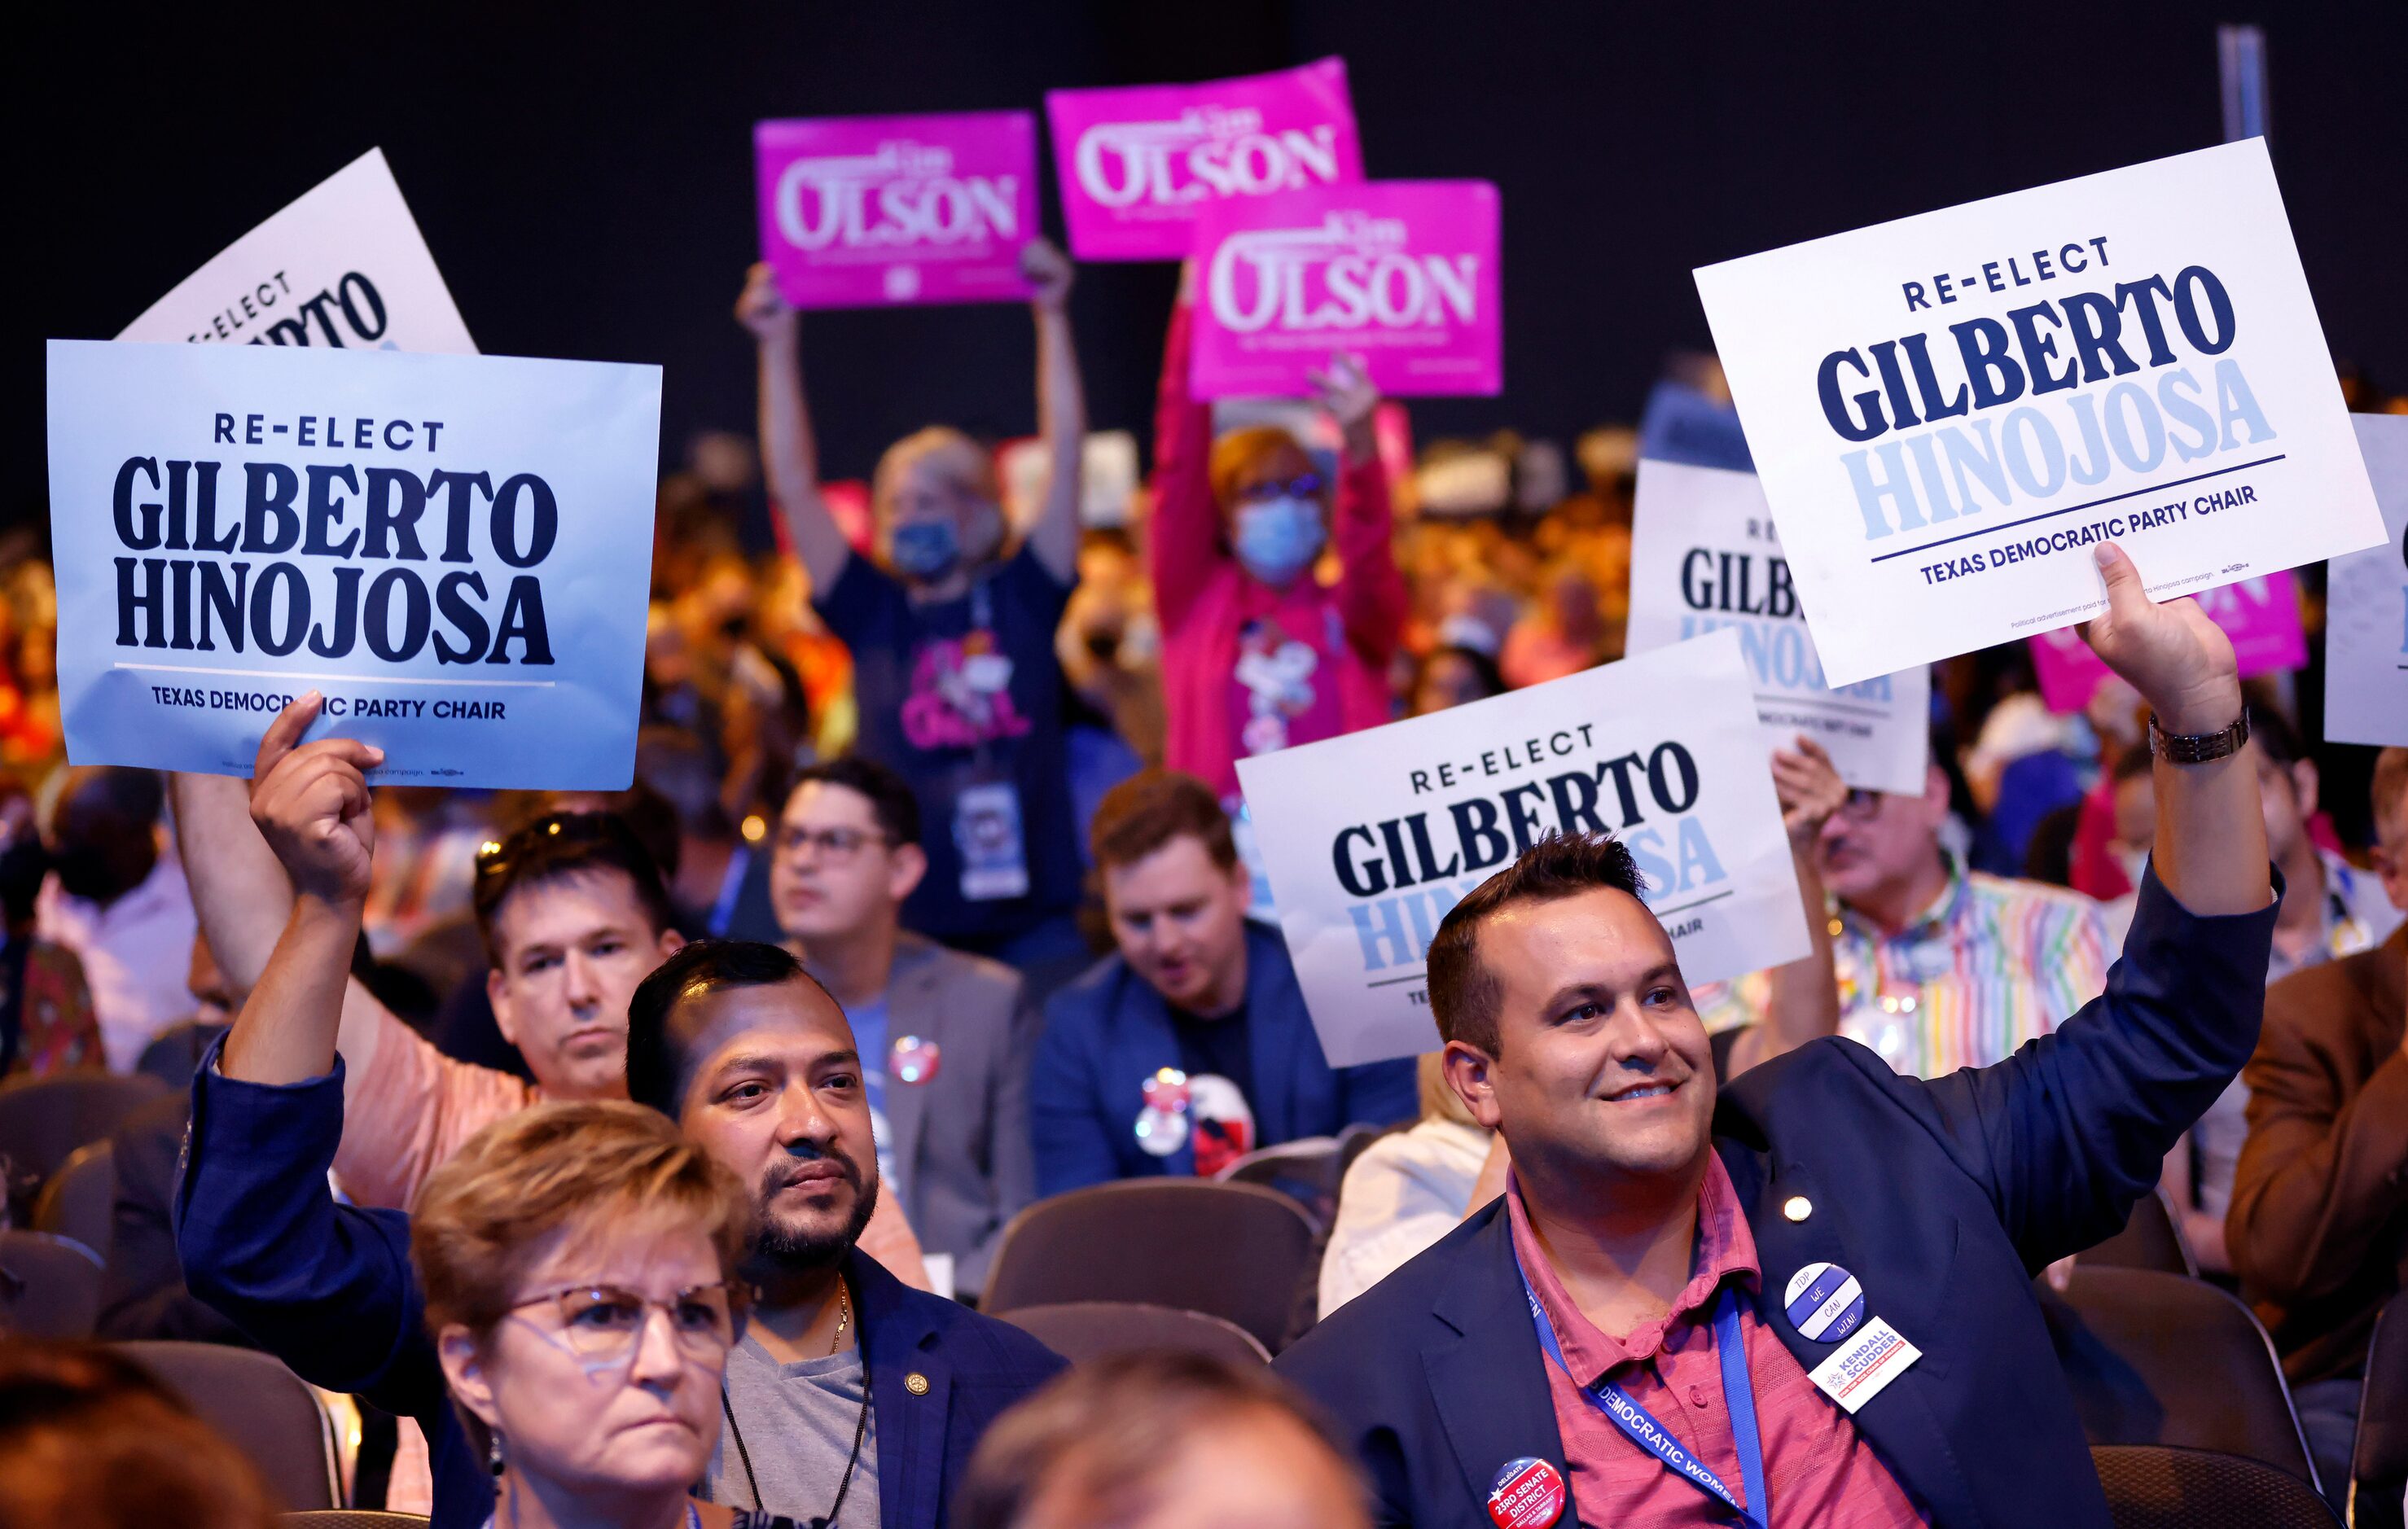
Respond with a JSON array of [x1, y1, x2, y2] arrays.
[[1276, 544, 2281, 1528], [177, 700, 1062, 1528], [1033, 770, 1417, 1194]]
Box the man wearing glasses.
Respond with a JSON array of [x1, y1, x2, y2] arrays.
[[769, 756, 1035, 1299], [1704, 743, 2111, 1079]]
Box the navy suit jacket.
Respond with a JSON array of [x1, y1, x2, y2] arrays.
[[1032, 920, 1419, 1194], [1275, 867, 2278, 1529], [172, 1041, 1064, 1529]]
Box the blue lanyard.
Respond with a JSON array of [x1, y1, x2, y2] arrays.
[[1514, 1251, 1768, 1528]]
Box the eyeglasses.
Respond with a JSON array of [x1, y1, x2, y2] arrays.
[[510, 1281, 746, 1366], [1838, 789, 1887, 822], [1232, 473, 1324, 506], [775, 824, 890, 863], [476, 812, 651, 884]]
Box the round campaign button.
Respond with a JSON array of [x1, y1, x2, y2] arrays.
[[892, 1036, 941, 1085], [1783, 1260, 1867, 1343], [1486, 1457, 1565, 1529]]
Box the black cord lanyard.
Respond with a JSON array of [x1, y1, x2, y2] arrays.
[[720, 1342, 872, 1524]]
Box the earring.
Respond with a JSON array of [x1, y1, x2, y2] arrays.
[[488, 1430, 506, 1479]]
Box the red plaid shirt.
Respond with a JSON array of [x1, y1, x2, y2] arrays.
[[1507, 1159, 1925, 1527]]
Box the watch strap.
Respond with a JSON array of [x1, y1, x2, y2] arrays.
[[2147, 708, 2250, 764]]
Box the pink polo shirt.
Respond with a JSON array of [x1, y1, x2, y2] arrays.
[[1507, 1160, 1924, 1527]]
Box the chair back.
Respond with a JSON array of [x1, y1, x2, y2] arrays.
[[2077, 1189, 2198, 1277], [0, 1229, 104, 1338], [2046, 1267, 2317, 1487], [137, 1022, 226, 1088], [2353, 1290, 2408, 1529], [0, 1070, 169, 1188], [31, 1139, 116, 1260], [279, 1515, 432, 1527], [984, 1180, 1320, 1352], [116, 1340, 342, 1511], [996, 1300, 1272, 1368], [2089, 1444, 2340, 1529], [1215, 1137, 1341, 1227]]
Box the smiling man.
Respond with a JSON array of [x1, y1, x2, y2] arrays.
[[1032, 770, 1415, 1194], [177, 702, 1061, 1528], [1276, 544, 2279, 1529]]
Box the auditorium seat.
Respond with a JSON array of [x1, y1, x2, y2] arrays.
[[2352, 1290, 2408, 1529], [2075, 1189, 2197, 1277], [279, 1515, 432, 1527], [116, 1340, 343, 1511], [1215, 1136, 1342, 1227], [2090, 1444, 2339, 1528], [996, 1300, 1272, 1368], [31, 1139, 115, 1260], [983, 1180, 1320, 1353], [2046, 1267, 2318, 1489], [0, 1229, 104, 1338], [0, 1070, 169, 1194]]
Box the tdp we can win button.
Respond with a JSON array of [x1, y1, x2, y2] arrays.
[[1783, 1260, 1866, 1343]]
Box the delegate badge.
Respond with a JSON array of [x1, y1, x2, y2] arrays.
[[1784, 1260, 1867, 1344], [892, 1035, 941, 1085], [1135, 1068, 1192, 1157], [1486, 1457, 1565, 1529]]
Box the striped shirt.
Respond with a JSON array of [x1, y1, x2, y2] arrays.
[[1705, 860, 2110, 1079]]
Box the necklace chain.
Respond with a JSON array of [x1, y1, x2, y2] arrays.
[[829, 1279, 851, 1356]]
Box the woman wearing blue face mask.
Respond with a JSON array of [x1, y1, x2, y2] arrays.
[[1149, 261, 1406, 809], [735, 243, 1092, 972]]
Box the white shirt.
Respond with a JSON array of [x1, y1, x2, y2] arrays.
[[37, 854, 199, 1072], [1318, 1118, 1493, 1317]]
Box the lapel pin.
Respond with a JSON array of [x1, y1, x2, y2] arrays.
[[905, 1372, 930, 1395], [893, 1035, 940, 1084], [1783, 1195, 1813, 1222], [1486, 1457, 1565, 1527]]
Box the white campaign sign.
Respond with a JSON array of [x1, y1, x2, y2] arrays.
[[1694, 140, 2384, 687], [1235, 629, 1809, 1067], [2325, 415, 2408, 747], [46, 340, 659, 788], [118, 149, 475, 353], [1628, 459, 1930, 795]]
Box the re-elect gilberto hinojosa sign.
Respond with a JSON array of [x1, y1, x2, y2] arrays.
[[1695, 139, 2385, 687], [46, 341, 660, 789]]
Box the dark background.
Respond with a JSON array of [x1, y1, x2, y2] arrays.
[[17, 1, 2406, 535]]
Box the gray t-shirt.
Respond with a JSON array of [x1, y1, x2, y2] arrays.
[[707, 1334, 880, 1528]]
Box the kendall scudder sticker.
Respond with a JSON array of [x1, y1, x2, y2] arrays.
[[1807, 1317, 1923, 1414], [1487, 1457, 1566, 1529], [1783, 1260, 1867, 1343]]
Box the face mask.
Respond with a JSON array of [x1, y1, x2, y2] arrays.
[[1233, 497, 1326, 585], [888, 519, 962, 581]]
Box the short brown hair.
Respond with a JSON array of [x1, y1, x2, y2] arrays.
[[0, 1342, 276, 1528], [1425, 833, 1648, 1056], [1089, 769, 1237, 874], [953, 1351, 1363, 1529], [411, 1100, 751, 1343], [1208, 425, 1309, 515]]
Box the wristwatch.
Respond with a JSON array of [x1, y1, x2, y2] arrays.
[[2147, 709, 2251, 764]]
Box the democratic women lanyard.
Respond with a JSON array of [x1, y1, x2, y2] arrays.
[[1512, 1247, 1768, 1529]]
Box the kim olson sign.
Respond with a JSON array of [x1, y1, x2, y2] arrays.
[[1695, 139, 2384, 687], [1237, 629, 1806, 1067], [46, 340, 660, 788]]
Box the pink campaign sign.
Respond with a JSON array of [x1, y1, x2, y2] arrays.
[[2028, 568, 2308, 712], [1045, 58, 1364, 262], [1189, 180, 1501, 400], [754, 112, 1037, 309]]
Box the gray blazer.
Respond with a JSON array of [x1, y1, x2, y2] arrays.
[[870, 933, 1037, 1297]]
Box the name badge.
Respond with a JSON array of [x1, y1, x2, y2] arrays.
[[1805, 1316, 1922, 1413]]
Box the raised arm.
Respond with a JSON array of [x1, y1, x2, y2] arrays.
[[171, 766, 401, 1109], [1022, 238, 1083, 585], [1727, 736, 1847, 1074], [1309, 353, 1407, 659], [1148, 265, 1228, 631], [1909, 542, 2271, 1263], [220, 696, 382, 1085], [737, 264, 851, 593]]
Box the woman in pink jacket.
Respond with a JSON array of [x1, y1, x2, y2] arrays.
[[1150, 269, 1408, 810]]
